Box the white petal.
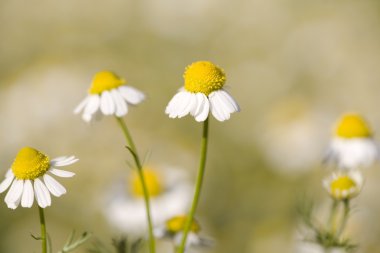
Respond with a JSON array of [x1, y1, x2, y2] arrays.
[[43, 174, 66, 197], [21, 180, 34, 208], [49, 168, 75, 178], [218, 89, 240, 112], [118, 86, 145, 105], [5, 179, 24, 209], [34, 178, 51, 208], [73, 96, 90, 114], [0, 170, 15, 193], [100, 91, 115, 115], [111, 89, 128, 117], [209, 92, 230, 121], [191, 93, 205, 116], [51, 156, 78, 167], [178, 93, 197, 117], [165, 91, 186, 117], [194, 94, 210, 122], [5, 169, 14, 178], [83, 95, 100, 116]]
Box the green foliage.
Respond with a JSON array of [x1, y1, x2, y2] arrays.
[[88, 237, 143, 253]]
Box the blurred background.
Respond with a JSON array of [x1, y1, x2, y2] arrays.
[[1, 0, 380, 252]]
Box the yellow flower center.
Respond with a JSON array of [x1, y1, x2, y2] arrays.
[[11, 147, 50, 180], [89, 71, 125, 94], [184, 61, 226, 96], [130, 168, 163, 198], [331, 176, 356, 192], [335, 113, 372, 138], [165, 215, 201, 234]]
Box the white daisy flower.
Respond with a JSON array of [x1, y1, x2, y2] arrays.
[[165, 61, 240, 122], [323, 170, 363, 200], [74, 71, 145, 122], [0, 147, 77, 209], [324, 113, 379, 170], [103, 166, 192, 235], [154, 215, 213, 250]]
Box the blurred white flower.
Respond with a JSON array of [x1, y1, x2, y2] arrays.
[[103, 166, 192, 235], [165, 61, 239, 122], [74, 71, 145, 122], [324, 113, 379, 170], [323, 170, 363, 201], [0, 147, 77, 209], [154, 215, 213, 250]]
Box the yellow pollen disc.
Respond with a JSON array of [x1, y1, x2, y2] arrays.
[[335, 113, 372, 138], [130, 168, 163, 198], [88, 71, 125, 94], [183, 61, 226, 96], [331, 176, 356, 192], [11, 147, 50, 180], [165, 215, 201, 234]]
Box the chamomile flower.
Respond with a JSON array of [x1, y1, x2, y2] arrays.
[[104, 166, 192, 235], [74, 71, 145, 122], [165, 61, 240, 122], [154, 215, 213, 250], [323, 171, 363, 200], [324, 113, 379, 170], [0, 147, 77, 209]]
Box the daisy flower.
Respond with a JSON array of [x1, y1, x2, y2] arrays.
[[154, 215, 213, 250], [324, 113, 379, 170], [165, 61, 240, 122], [74, 71, 145, 122], [0, 147, 77, 209], [103, 166, 192, 235], [323, 171, 363, 200]]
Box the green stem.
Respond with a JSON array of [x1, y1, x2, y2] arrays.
[[328, 200, 338, 234], [115, 117, 155, 253], [177, 117, 209, 253], [38, 206, 47, 253], [336, 199, 350, 239]]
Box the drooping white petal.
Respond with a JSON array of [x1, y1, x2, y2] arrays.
[[21, 180, 34, 208], [118, 86, 145, 105], [209, 91, 230, 121], [83, 95, 100, 116], [0, 170, 15, 193], [43, 174, 66, 197], [100, 91, 115, 115], [165, 91, 186, 117], [74, 96, 90, 114], [177, 93, 197, 118], [5, 179, 24, 209], [194, 94, 210, 122], [51, 156, 78, 167], [49, 168, 75, 178], [34, 178, 51, 208], [218, 89, 240, 112], [111, 89, 128, 117]]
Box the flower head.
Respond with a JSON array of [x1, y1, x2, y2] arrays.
[[323, 171, 363, 200], [103, 166, 192, 235], [74, 71, 145, 122], [165, 61, 240, 122], [0, 147, 77, 209], [324, 113, 379, 170], [154, 215, 213, 250]]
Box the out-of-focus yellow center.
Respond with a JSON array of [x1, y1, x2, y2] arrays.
[[130, 168, 162, 198], [335, 113, 372, 138], [184, 61, 226, 96], [11, 147, 50, 180], [331, 176, 356, 192], [89, 71, 125, 94], [165, 215, 201, 234]]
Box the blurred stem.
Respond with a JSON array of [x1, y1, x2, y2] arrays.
[[115, 117, 155, 253], [336, 199, 350, 239], [38, 206, 47, 253], [177, 117, 209, 253], [328, 200, 338, 234]]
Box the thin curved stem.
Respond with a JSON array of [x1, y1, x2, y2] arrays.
[[38, 206, 47, 253], [328, 200, 339, 234], [336, 199, 350, 239], [177, 117, 209, 253], [115, 117, 155, 253]]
